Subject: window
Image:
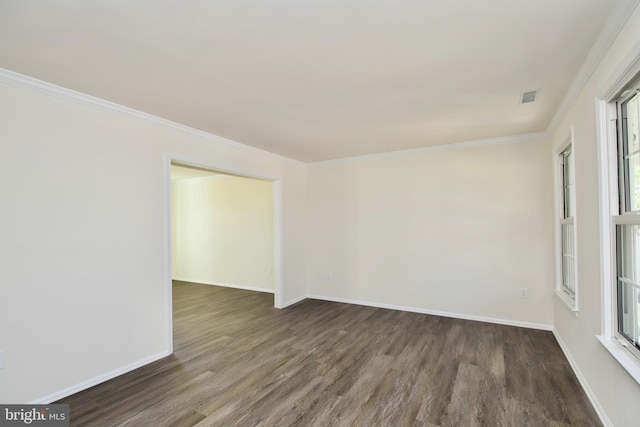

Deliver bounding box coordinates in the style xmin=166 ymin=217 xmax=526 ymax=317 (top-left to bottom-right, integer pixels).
xmin=557 ymin=141 xmax=577 ymax=309
xmin=597 ymin=53 xmax=640 ymax=384
xmin=614 ymin=83 xmax=640 ymax=358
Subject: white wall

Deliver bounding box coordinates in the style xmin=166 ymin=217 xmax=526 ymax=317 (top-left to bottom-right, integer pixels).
xmin=549 ymin=4 xmax=640 ymax=426
xmin=0 ymin=75 xmax=307 ymax=404
xmin=307 ymin=137 xmax=555 ymax=328
xmin=3 ymin=6 xmax=640 ymax=417
xmin=171 ymin=174 xmax=274 ymax=291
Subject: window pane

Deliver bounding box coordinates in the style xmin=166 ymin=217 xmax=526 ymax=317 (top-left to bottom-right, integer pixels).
xmin=617 ymin=279 xmax=640 ymax=348
xmin=626 ymin=92 xmax=639 ymax=153
xmin=627 ymin=153 xmax=640 ymax=211
xmin=561 ymin=222 xmax=575 ymax=297
xmin=562 ymin=147 xmax=574 ymax=219
xmin=616 ymin=224 xmax=640 ymax=348
xmin=623 ymin=92 xmax=640 ymax=212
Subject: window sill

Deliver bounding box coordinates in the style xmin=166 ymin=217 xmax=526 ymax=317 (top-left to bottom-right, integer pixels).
xmin=554 ymin=289 xmax=578 ymax=314
xmin=596 ymin=335 xmax=640 ymax=386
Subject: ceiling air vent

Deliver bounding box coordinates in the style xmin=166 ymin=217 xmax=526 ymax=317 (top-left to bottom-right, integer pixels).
xmin=521 ymin=90 xmax=537 ymax=103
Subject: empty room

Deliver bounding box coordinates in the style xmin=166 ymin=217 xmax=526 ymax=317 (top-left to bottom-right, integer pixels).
xmin=1 ymin=1 xmax=640 ymax=426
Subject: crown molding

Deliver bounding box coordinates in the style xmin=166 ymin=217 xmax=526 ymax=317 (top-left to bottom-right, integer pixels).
xmin=308 ymin=131 xmax=549 ymax=167
xmin=598 ymin=36 xmax=640 ymax=101
xmin=0 ymin=68 xmax=306 ymax=167
xmin=547 ymin=0 xmax=640 ymax=133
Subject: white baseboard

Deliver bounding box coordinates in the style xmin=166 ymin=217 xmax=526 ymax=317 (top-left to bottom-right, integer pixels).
xmin=31 ymin=350 xmax=171 ymax=404
xmin=552 ymin=330 xmax=611 ymax=427
xmin=172 ymin=277 xmax=274 ymax=294
xmin=281 ymin=295 xmax=306 ymax=308
xmin=306 ymin=294 xmax=553 ymax=331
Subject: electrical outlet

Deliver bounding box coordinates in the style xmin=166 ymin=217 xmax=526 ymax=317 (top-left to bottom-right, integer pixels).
xmin=0 ymin=351 xmax=4 ymax=370
xmin=520 ymin=288 xmax=529 ymax=299
xmin=326 ymin=272 xmax=332 ymax=280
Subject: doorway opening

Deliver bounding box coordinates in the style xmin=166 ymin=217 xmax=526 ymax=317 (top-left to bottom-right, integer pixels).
xmin=165 ymin=158 xmax=283 ymax=351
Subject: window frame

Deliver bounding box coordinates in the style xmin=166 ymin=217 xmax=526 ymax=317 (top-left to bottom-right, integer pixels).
xmin=555 ymin=131 xmax=578 ymax=312
xmin=597 ymin=70 xmax=640 ymax=385
xmin=613 ymin=83 xmax=640 ymax=360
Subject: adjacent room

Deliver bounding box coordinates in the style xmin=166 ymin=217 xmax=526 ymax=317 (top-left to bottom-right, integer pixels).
xmin=1 ymin=1 xmax=640 ymax=426
xmin=170 ymin=163 xmax=275 ymax=295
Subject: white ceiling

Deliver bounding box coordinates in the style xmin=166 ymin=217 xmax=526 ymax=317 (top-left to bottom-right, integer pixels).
xmin=0 ymin=0 xmax=627 ymax=162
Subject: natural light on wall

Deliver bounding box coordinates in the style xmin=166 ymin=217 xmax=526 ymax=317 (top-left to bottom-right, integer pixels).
xmin=170 ymin=167 xmax=275 ymax=293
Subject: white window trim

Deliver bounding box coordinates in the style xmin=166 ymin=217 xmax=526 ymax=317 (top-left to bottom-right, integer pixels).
xmin=554 ymin=128 xmax=579 ymax=313
xmin=596 ymin=86 xmax=640 ymax=386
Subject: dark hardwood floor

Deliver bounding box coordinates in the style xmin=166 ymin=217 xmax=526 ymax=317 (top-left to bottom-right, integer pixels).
xmin=58 ymin=281 xmax=602 ymax=426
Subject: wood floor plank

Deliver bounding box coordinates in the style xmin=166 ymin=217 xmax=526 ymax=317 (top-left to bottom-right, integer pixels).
xmin=56 ymin=281 xmax=602 ymax=426
xmin=416 ymin=321 xmax=466 ymax=425
xmin=351 ymin=367 xmax=418 ymax=426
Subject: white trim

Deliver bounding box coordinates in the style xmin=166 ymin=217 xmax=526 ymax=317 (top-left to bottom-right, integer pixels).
xmin=548 ymin=0 xmax=640 ymax=132
xmin=596 ymin=335 xmax=640 ymax=385
xmin=308 ymin=132 xmax=549 ymax=166
xmin=164 ymin=156 xmax=174 ymax=355
xmin=553 ymin=330 xmax=612 ymax=427
xmin=272 ymin=179 xmax=285 ymax=308
xmin=596 ymin=99 xmax=618 ymax=337
xmin=553 ymin=145 xmax=565 ymax=307
xmin=172 ymin=277 xmax=275 ymax=294
xmin=554 ymin=290 xmax=579 ymax=315
xmin=553 ymin=130 xmax=579 ymax=313
xmin=613 ymin=213 xmax=640 ymax=224
xmin=0 ymin=68 xmax=305 ymax=167
xmin=599 ymin=37 xmax=640 ymax=101
xmin=169 ymin=156 xmax=281 ymax=183
xmin=595 ymin=47 xmax=640 ymax=382
xmin=306 ymin=294 xmax=553 ymax=331
xmin=281 ymin=295 xmax=306 ymax=308
xmin=31 ymin=351 xmax=171 ymax=404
